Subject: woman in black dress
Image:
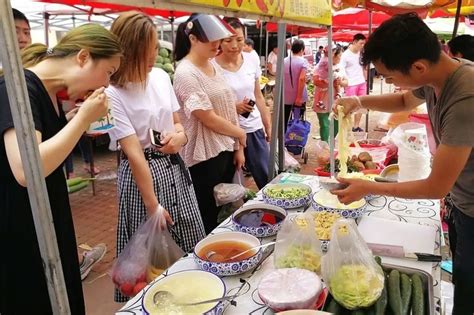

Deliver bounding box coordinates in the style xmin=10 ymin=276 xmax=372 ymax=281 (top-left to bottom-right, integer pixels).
xmin=0 ymin=24 xmax=121 ymax=314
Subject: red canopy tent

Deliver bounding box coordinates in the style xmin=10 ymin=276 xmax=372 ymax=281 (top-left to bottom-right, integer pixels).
xmin=35 ymin=0 xmax=189 ymax=18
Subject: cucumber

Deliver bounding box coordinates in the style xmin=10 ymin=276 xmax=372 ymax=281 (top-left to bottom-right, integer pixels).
xmin=327 ymin=298 xmax=344 ymax=315
xmin=388 ymin=269 xmax=403 ymax=315
xmin=352 ymin=310 xmax=365 ymax=315
xmin=374 ymin=276 xmax=388 ymax=315
xmin=67 ymin=180 xmax=88 ymax=193
xmin=411 ymin=273 xmax=425 ymax=315
xmin=67 ymin=177 xmax=85 ymax=187
xmin=400 ymin=273 xmax=412 ymax=315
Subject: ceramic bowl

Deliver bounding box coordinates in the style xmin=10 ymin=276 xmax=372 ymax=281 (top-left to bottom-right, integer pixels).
xmin=232 ymin=204 xmax=287 ymax=237
xmin=311 ymin=190 xmax=367 ymax=219
xmin=142 ymin=270 xmax=225 ymax=315
xmin=194 ymin=232 xmax=262 ymax=276
xmin=262 ymin=183 xmax=312 ymax=209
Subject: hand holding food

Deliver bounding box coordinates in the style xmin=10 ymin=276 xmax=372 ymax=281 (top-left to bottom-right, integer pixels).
xmin=332 ymin=96 xmax=363 ymax=117
xmin=77 ymin=87 xmax=108 ymax=125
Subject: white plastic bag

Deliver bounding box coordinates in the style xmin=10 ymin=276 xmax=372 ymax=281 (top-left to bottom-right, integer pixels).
xmin=213 ymin=171 xmax=246 ymax=207
xmin=110 ymin=206 xmax=184 ymax=297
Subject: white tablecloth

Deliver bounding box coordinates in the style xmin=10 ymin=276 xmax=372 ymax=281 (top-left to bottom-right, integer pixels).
xmin=117 ymin=173 xmax=442 ymax=314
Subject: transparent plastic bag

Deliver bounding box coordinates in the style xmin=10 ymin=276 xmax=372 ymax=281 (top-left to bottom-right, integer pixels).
xmin=213 ymin=171 xmax=246 ymax=207
xmin=321 ymin=219 xmax=384 ymax=310
xmin=110 ymin=206 xmax=184 ymax=297
xmin=284 ymin=149 xmax=301 ymax=172
xmin=274 ymin=213 xmax=323 ymax=275
xmin=315 ymin=140 xmax=330 ymax=167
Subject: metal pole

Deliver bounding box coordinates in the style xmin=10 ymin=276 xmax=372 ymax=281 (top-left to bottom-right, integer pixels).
xmin=452 ymin=0 xmax=463 ymax=38
xmin=43 ymin=12 xmax=50 ymax=46
xmin=72 ymin=13 xmax=76 ymax=28
xmin=327 ymin=26 xmax=336 ymax=178
xmin=169 ymin=17 xmax=175 ymax=49
xmin=265 ymin=28 xmax=269 ymax=77
xmin=365 ymin=10 xmax=373 ymax=132
xmin=0 ymin=1 xmax=70 ymax=314
xmin=268 ymin=22 xmax=287 ymax=178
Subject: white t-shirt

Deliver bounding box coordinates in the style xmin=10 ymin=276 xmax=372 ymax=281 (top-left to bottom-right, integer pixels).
xmin=214 ymin=52 xmax=263 ymax=133
xmin=340 ymin=49 xmax=365 ymax=86
xmin=267 ymin=51 xmax=278 ymax=74
xmin=249 ymin=49 xmax=261 ymax=68
xmin=106 ymin=68 xmax=179 ymax=150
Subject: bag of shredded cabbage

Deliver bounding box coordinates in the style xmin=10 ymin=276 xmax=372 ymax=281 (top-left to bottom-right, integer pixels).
xmin=321 ymin=219 xmax=384 ymax=310
xmin=274 ymin=213 xmax=323 ymax=275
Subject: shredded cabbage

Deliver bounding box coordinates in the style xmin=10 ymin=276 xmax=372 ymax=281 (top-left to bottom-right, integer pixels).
xmin=329 ymin=264 xmax=384 ymax=310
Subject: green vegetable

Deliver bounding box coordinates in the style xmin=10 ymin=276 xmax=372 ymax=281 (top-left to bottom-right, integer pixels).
xmin=374 ymin=276 xmax=387 ymax=315
xmin=159 ymin=48 xmax=169 ymax=58
xmin=67 ymin=181 xmax=88 ymax=193
xmin=163 ymin=57 xmax=171 ymax=65
xmin=163 ymin=63 xmax=174 ymax=73
xmin=374 ymin=256 xmax=382 ymax=267
xmin=155 ymin=55 xmax=164 ymax=64
xmin=154 ymin=63 xmax=164 ymax=69
xmin=327 ymin=298 xmax=344 ymax=315
xmin=67 ymin=177 xmax=84 ymax=187
xmin=400 ymin=273 xmax=412 ymax=315
xmin=329 ymin=264 xmax=384 ymax=310
xmin=275 ymin=244 xmax=321 ymax=274
xmin=351 ymin=310 xmax=365 ymax=315
xmin=265 ymin=186 xmax=310 ymax=199
xmin=388 ymin=270 xmax=402 ymax=315
xmin=411 ymin=274 xmax=424 ymax=315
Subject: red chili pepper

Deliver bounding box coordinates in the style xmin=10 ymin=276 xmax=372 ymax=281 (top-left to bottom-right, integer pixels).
xmin=256 ymin=0 xmax=268 ymax=12
xmin=268 ymin=0 xmax=274 ymax=4
xmin=236 ymin=0 xmax=243 ymax=6
xmin=223 ymin=0 xmax=231 ymax=6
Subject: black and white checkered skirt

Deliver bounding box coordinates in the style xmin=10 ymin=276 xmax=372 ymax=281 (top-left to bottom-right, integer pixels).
xmin=114 ymin=151 xmax=206 ymax=302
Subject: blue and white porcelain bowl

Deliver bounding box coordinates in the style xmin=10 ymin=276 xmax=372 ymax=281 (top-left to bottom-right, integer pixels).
xmin=194 ymin=232 xmax=262 ymax=276
xmin=311 ymin=190 xmax=367 ymax=218
xmin=142 ymin=270 xmax=225 ymax=315
xmin=262 ymin=183 xmax=312 ymax=209
xmin=232 ymin=204 xmax=287 ymax=237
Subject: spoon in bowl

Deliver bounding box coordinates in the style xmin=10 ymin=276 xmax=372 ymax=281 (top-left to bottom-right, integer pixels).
xmin=153 ymin=290 xmax=236 ymax=306
xmin=205 ymin=241 xmax=278 ymax=262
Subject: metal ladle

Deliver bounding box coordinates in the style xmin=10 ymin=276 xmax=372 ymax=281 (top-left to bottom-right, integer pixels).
xmin=153 ymin=290 xmax=236 ymax=306
xmin=205 ymin=241 xmax=278 ymax=262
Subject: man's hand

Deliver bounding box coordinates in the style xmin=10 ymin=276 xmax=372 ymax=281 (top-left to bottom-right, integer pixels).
xmin=331 ymin=177 xmax=374 ymax=204
xmin=332 ymin=96 xmax=362 ymax=117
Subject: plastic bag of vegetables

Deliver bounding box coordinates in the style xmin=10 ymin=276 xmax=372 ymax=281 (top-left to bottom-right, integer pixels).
xmin=274 ymin=213 xmax=323 ymax=275
xmin=322 ymin=219 xmax=384 ymax=310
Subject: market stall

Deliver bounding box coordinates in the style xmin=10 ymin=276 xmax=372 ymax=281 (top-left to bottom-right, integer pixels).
xmin=118 ymin=173 xmax=442 ymax=314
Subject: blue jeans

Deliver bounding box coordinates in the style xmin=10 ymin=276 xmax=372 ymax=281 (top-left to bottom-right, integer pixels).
xmin=448 ymin=204 xmax=474 ymax=315
xmin=64 ymin=136 xmax=93 ymax=174
xmin=244 ymin=129 xmax=269 ymax=190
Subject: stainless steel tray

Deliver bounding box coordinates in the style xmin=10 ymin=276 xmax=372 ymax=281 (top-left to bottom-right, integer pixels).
xmin=383 ymin=263 xmax=435 ymax=315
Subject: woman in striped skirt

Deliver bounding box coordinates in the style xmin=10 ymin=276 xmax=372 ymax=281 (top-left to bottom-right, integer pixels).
xmin=107 ymin=12 xmax=206 ymax=302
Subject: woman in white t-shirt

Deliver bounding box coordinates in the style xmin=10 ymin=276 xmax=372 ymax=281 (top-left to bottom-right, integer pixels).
xmin=106 ymin=12 xmax=205 ymax=302
xmin=214 ymin=18 xmax=272 ymax=189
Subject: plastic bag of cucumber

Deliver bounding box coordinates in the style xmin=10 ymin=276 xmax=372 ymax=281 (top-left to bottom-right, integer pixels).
xmin=322 ymin=219 xmax=425 ymax=315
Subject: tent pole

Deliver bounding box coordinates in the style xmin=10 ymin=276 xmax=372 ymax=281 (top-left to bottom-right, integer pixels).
xmin=268 ymin=22 xmax=287 ymax=178
xmin=365 ymin=9 xmax=373 ymax=133
xmin=328 ymin=26 xmax=336 ymax=178
xmin=0 ymin=1 xmax=70 ymax=314
xmin=44 ymin=12 xmax=50 ymax=46
xmin=169 ymin=17 xmax=175 ymax=49
xmin=452 ymin=0 xmax=463 ymax=38
xmin=265 ymin=27 xmax=269 ymax=77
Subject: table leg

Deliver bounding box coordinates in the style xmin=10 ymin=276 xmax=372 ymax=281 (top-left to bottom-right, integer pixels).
xmin=88 ymin=136 xmax=96 ymax=196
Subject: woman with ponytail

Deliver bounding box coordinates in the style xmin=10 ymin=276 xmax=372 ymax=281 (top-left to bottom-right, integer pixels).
xmin=0 ymin=23 xmax=121 ymax=314
xmin=173 ymin=14 xmax=247 ymax=233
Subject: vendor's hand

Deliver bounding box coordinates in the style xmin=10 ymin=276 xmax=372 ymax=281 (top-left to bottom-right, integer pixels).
xmin=332 ymin=96 xmax=362 ymax=117
xmin=234 ymin=148 xmax=245 ymax=170
xmin=330 ymin=177 xmax=374 ymax=204
xmin=157 ymin=132 xmax=186 ymax=154
xmin=76 ymin=87 xmax=108 ymax=125
xmin=236 ymin=98 xmax=254 ymax=115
